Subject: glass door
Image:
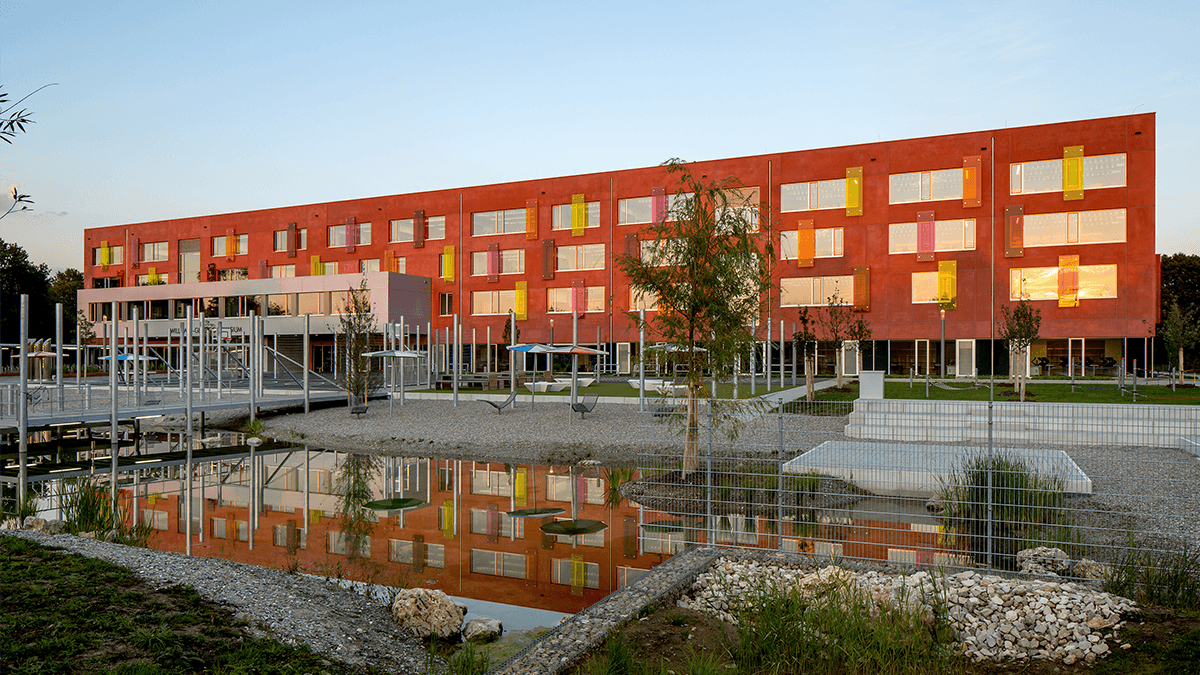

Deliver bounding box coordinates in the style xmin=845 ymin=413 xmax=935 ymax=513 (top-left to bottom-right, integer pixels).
xmin=842 ymin=341 xmax=859 ymax=377
xmin=915 ymin=339 xmax=930 ymax=376
xmin=956 ymin=340 xmax=975 ymax=378
xmin=1069 ymin=338 xmax=1085 ymax=377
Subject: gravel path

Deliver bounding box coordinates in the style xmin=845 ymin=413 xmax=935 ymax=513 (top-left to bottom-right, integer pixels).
xmin=256 ymin=399 xmax=849 ymax=467
xmin=2 ymin=529 xmax=429 ymax=675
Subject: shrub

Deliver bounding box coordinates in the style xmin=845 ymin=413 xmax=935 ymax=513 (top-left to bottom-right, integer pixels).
xmin=1104 ymin=542 xmax=1200 ymax=610
xmin=937 ymin=452 xmax=1070 ymax=570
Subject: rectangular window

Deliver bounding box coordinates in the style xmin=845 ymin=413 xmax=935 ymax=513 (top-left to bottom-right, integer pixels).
xmin=779 ymin=275 xmax=854 ymax=307
xmin=552 ymin=201 xmax=600 ymax=230
xmin=780 ymin=179 xmax=846 ymax=212
xmin=327 ymin=531 xmax=371 ymax=558
xmin=911 ymin=271 xmax=940 ymax=304
xmin=470 ymin=509 xmax=525 ymax=538
xmin=470 ymin=549 xmax=526 ymax=579
xmin=472 ymin=209 xmax=526 ymax=237
xmin=548 ymin=286 xmax=605 ymax=313
xmin=545 ymin=474 xmax=605 ymax=503
xmin=360 ymin=259 xmax=380 ymax=273
xmin=211 ymin=234 xmax=248 ymax=257
xmin=618 ymin=566 xmax=651 ymax=588
xmin=141 ymin=241 xmax=169 ymax=262
xmin=217 ymin=268 xmax=249 ymax=281
xmin=272 ymin=525 xmax=307 ymax=549
xmin=471 ymin=290 xmax=517 ymax=316
xmin=390 ymin=218 xmax=413 ymax=243
xmin=1010 ymin=153 xmax=1126 ymax=195
xmin=438 ymin=293 xmax=453 ymax=316
xmin=618 ymin=196 xmax=653 ymax=225
xmin=391 ymin=216 xmax=444 ymax=242
xmin=389 ymin=539 xmax=413 ymax=564
xmin=1009 ymin=265 xmax=1118 ymax=301
xmin=888 ymin=219 xmax=976 ymax=254
xmin=888 ymin=168 xmax=965 ymax=204
xmin=1021 ymin=209 xmax=1126 ymax=247
xmin=93 ymin=245 xmax=124 ymax=266
xmin=271 ymin=265 xmax=295 ymax=278
xmin=556 ymin=244 xmax=605 ymax=272
xmin=643 ymin=530 xmax=687 ymax=554
xmin=327 ymin=223 xmax=370 ymax=248
xmin=780 ymin=228 xmax=843 ymax=260
xmin=322 ymin=261 xmax=338 ymax=275
xmin=552 ymin=558 xmax=601 ymax=588
xmin=629 ymin=287 xmax=657 ymax=312
xmin=275 ymin=229 xmax=306 ymax=252
xmin=471 ymin=249 xmax=525 ymax=276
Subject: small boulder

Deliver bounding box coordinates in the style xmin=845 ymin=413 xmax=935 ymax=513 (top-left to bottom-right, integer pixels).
xmin=1018 ymin=547 xmax=1070 ymax=575
xmin=1072 ymin=559 xmax=1112 ymax=581
xmin=22 ymin=516 xmax=47 ymax=532
xmin=463 ymin=617 xmax=503 ymax=643
xmin=391 ymin=588 xmax=464 ymax=639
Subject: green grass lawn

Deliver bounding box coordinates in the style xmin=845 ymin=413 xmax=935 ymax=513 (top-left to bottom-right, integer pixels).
xmin=813 ymin=380 xmax=1200 ymax=405
xmin=0 ymin=535 xmax=388 ymax=675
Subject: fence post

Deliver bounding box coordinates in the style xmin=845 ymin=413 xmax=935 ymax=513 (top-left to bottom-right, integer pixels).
xmin=778 ymin=401 xmax=784 ymax=551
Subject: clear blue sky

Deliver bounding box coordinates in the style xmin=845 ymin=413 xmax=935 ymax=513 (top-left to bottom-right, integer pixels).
xmin=2 ymin=0 xmax=1197 ymax=271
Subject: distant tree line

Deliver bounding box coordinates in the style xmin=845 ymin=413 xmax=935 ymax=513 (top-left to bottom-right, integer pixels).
xmin=0 ymin=238 xmax=83 ymax=343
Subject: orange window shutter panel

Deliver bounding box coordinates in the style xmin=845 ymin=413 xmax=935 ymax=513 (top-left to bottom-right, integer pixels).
xmin=526 ymin=199 xmax=538 ymax=240
xmin=1059 ymin=254 xmax=1080 ymax=307
xmin=797 ymin=220 xmax=815 ymax=267
xmin=571 ymin=194 xmax=586 ymax=236
xmin=963 ymin=155 xmax=982 ymax=208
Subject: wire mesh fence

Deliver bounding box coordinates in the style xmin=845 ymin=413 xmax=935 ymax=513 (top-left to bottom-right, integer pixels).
xmin=630 ymin=397 xmax=1200 ymax=578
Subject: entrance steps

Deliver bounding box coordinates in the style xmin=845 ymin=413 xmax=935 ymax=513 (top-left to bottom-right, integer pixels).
xmin=845 ymin=399 xmax=1200 ymax=448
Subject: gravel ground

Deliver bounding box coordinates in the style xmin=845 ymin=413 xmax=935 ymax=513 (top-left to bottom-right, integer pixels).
xmin=1 ymin=529 xmax=429 ymax=675
xmin=254 ymin=399 xmax=849 ymax=467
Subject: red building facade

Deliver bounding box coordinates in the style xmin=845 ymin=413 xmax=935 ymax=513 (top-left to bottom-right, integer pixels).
xmin=81 ymin=113 xmax=1157 ymax=377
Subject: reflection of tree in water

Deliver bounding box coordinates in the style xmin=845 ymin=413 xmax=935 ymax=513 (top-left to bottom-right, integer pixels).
xmin=336 ymin=452 xmax=383 ymax=563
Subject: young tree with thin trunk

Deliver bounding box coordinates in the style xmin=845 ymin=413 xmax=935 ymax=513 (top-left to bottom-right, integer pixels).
xmin=999 ymin=299 xmax=1042 ymax=402
xmin=1161 ymin=302 xmax=1199 ymax=383
xmin=846 ymin=314 xmax=873 ymax=376
xmin=793 ymin=308 xmax=818 ymax=401
xmin=820 ymin=293 xmax=854 ymax=389
xmin=337 ymin=278 xmax=381 ymax=406
xmin=616 ymin=159 xmax=774 ymax=478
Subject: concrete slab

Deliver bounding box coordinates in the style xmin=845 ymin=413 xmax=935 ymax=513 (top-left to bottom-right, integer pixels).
xmin=783 ymin=440 xmax=1092 ymax=498
xmin=1182 ymin=436 xmax=1200 ymax=458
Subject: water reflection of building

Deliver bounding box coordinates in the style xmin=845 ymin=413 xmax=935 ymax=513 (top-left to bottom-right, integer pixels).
xmin=115 ymin=447 xmax=964 ymax=614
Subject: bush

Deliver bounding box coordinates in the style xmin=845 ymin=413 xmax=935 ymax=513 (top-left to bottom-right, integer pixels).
xmin=937 ymin=452 xmax=1070 ymax=570
xmin=1104 ymin=542 xmax=1200 ymax=610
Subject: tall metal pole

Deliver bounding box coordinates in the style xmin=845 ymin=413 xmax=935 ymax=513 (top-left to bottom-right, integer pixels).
xmin=638 ymin=308 xmax=645 ymax=413
xmin=750 ymin=318 xmax=757 ymax=396
xmin=133 ymin=307 xmax=141 ymax=407
xmin=987 ymin=136 xmax=996 ymax=568
xmin=509 ymin=311 xmax=516 ymax=395
xmin=216 ymin=320 xmax=223 ymax=400
xmin=55 ymin=303 xmax=63 ymax=410
xmin=571 ymin=310 xmax=579 ymax=408
xmin=17 ymin=296 xmax=29 ymax=505
xmin=940 ymin=309 xmax=946 ymax=379
xmin=303 ymin=313 xmax=310 ymax=413
xmin=452 ymin=314 xmax=459 ymax=407
xmin=109 ymin=300 xmax=118 ymax=537
xmin=248 ymin=311 xmax=257 ymax=423
xmin=185 ymin=305 xmax=194 ymax=555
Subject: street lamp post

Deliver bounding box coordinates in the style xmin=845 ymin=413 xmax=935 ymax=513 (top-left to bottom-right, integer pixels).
xmin=940 ymin=308 xmax=946 ymax=379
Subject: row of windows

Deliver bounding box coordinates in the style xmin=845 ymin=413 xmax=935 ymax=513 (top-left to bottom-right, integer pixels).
xmin=96 ymin=204 xmax=1129 ymax=283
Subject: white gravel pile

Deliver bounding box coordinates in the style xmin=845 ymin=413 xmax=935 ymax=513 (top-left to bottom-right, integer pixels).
xmin=676 ymin=558 xmax=1137 ymax=665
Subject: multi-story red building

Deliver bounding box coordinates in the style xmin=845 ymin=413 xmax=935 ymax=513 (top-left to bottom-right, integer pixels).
xmin=79 ymin=113 xmax=1157 ymax=377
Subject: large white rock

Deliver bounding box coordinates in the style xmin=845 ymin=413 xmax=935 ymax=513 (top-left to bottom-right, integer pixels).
xmin=22 ymin=516 xmax=47 ymax=532
xmin=390 ymin=588 xmax=464 ymax=639
xmin=1018 ymin=547 xmax=1071 ymax=575
xmin=463 ymin=617 xmax=503 ymax=643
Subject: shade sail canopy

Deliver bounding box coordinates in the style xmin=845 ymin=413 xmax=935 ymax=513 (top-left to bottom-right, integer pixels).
xmin=548 ymin=344 xmax=607 ymax=355
xmin=99 ymin=354 xmax=159 ymax=362
xmin=363 ymin=497 xmax=425 ymax=510
xmin=360 ymin=349 xmax=425 ymax=358
xmin=539 ymin=519 xmax=609 ymax=536
xmin=645 ymin=344 xmax=708 ymax=353
xmin=506 ymin=507 xmax=566 ymax=519
xmin=506 ymin=343 xmax=555 ymax=353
